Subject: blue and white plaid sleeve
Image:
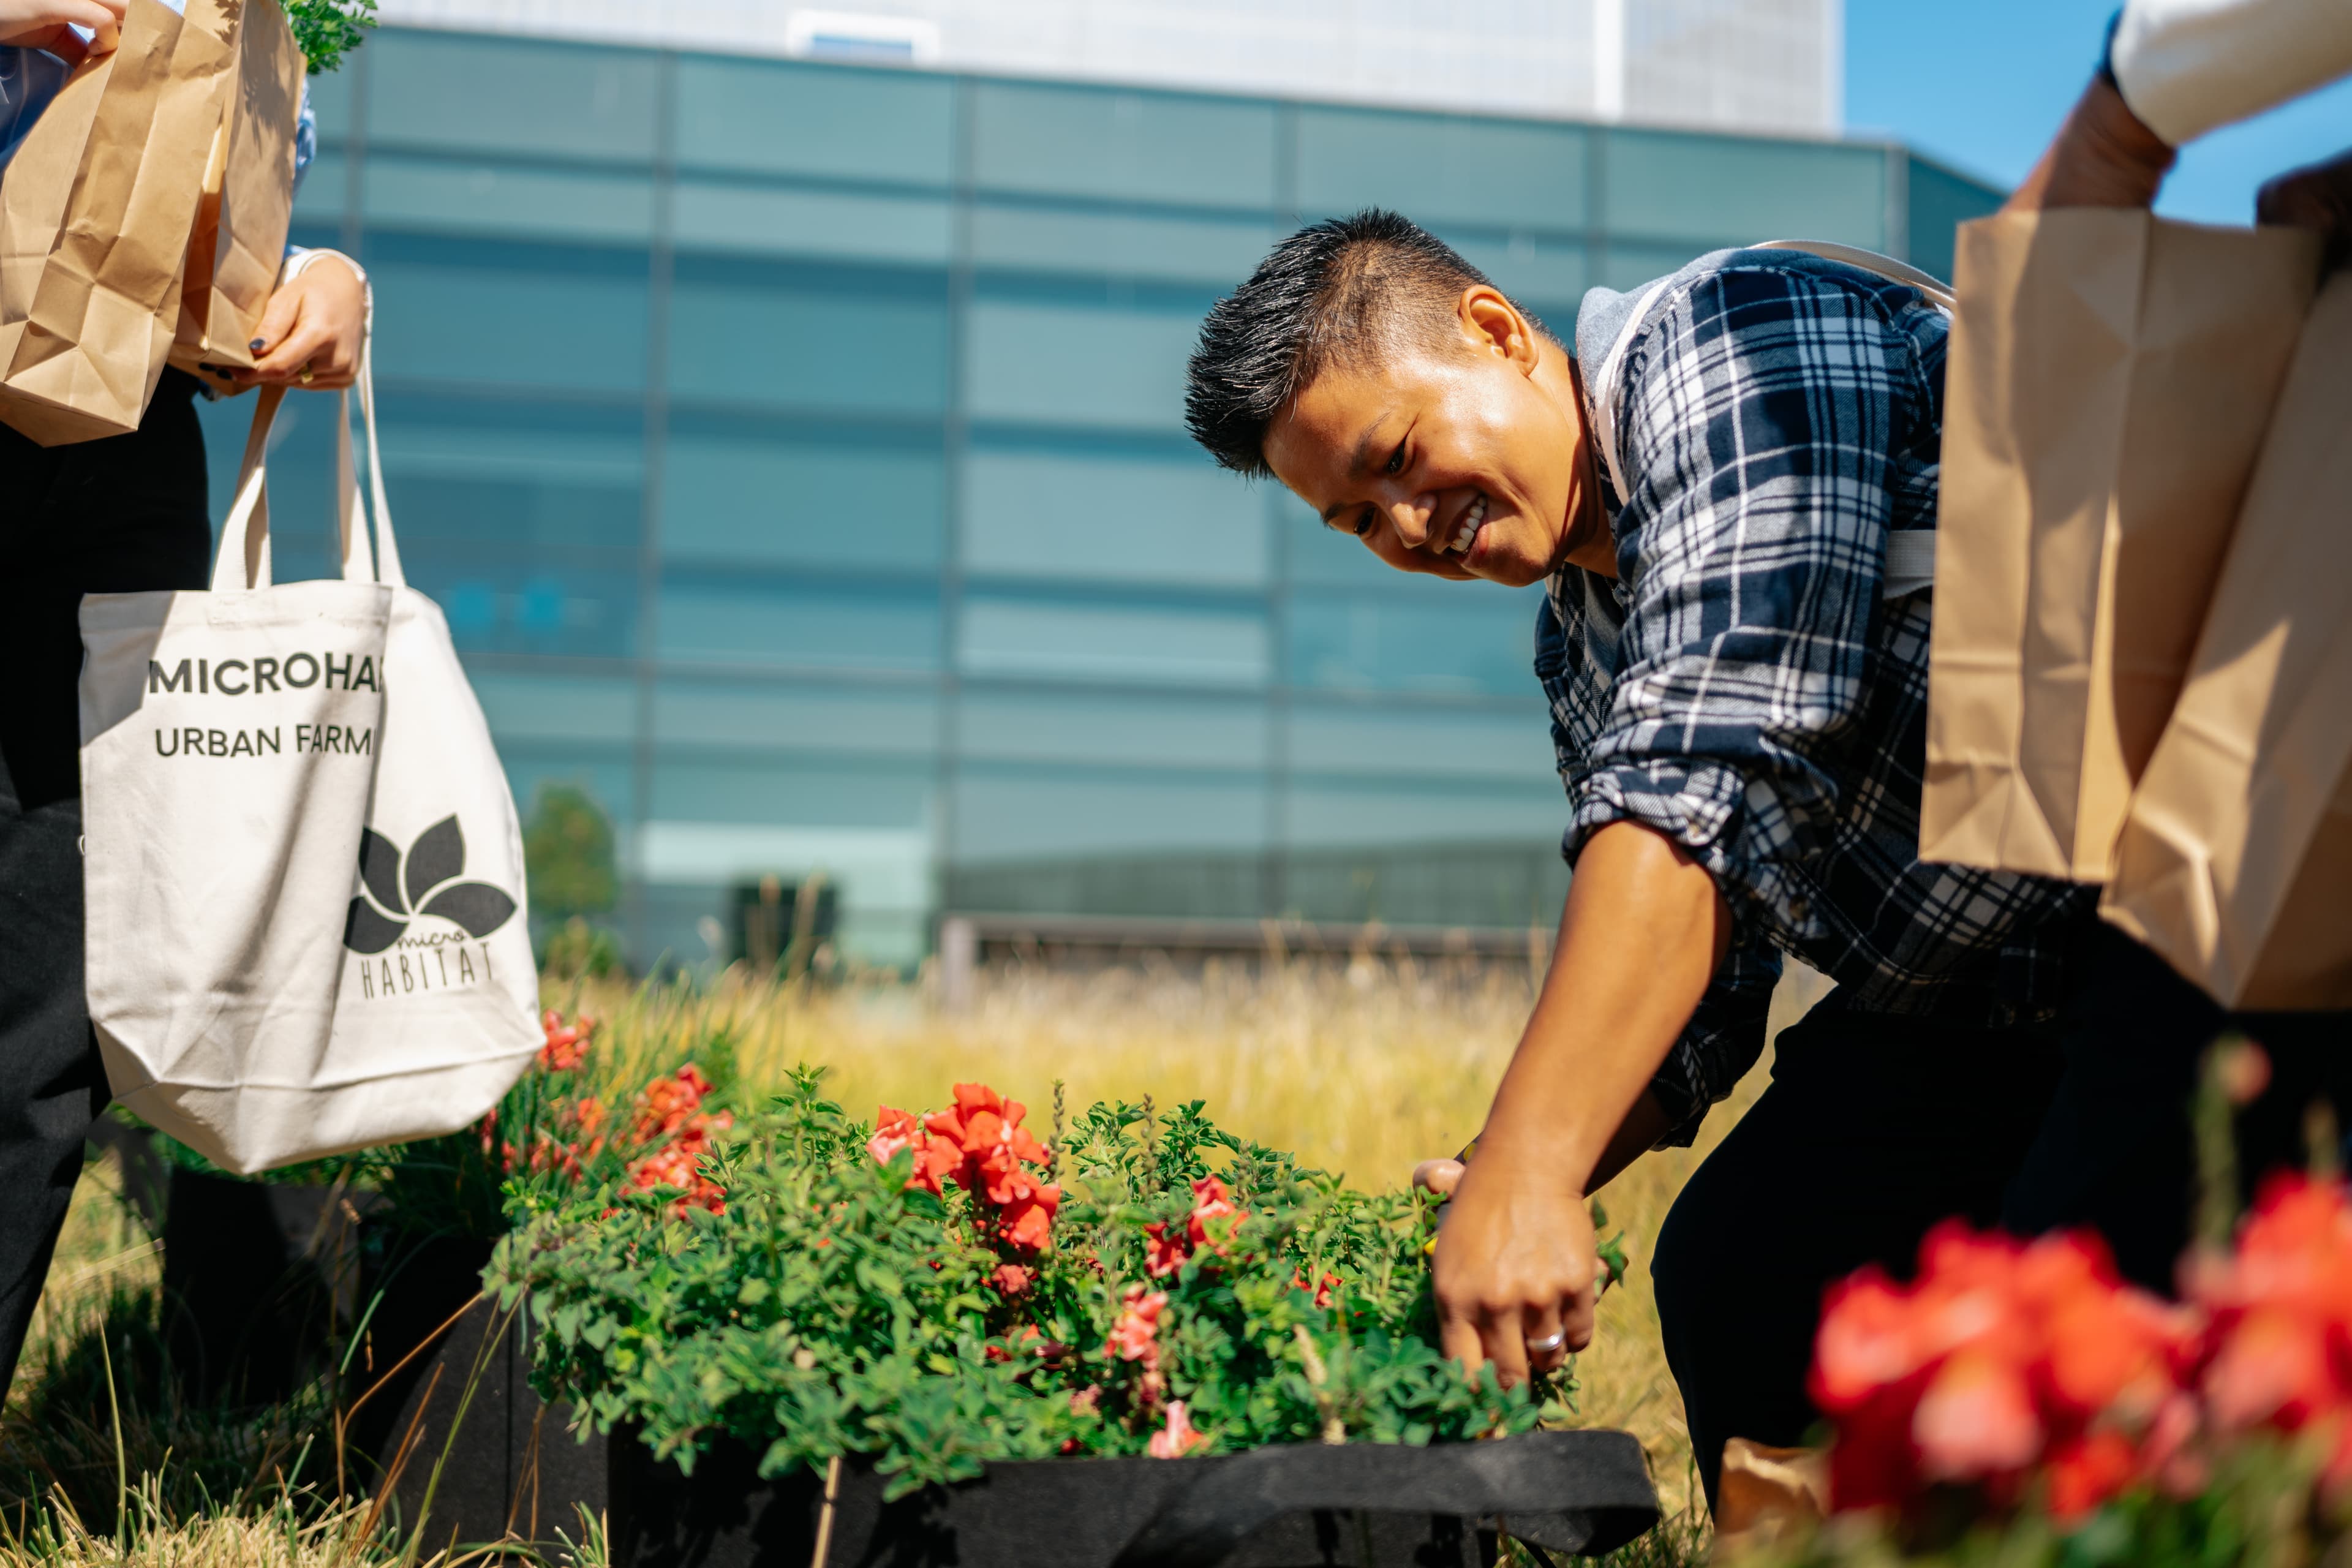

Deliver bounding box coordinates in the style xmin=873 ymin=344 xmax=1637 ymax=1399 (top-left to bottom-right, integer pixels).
xmin=1650 ymin=937 xmax=1780 ymax=1147
xmin=1568 ymin=263 xmax=1934 ymax=935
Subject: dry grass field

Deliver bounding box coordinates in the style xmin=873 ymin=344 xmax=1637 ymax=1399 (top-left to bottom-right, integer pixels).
xmin=6 ymin=953 xmax=1820 ymax=1562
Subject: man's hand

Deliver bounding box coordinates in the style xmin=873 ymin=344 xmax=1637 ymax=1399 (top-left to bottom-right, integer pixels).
xmin=2258 ymin=149 xmax=2352 ymax=274
xmin=0 ymin=0 xmax=123 ymax=53
xmin=2006 ymin=77 xmax=2177 ymax=213
xmin=1431 ymin=821 xmax=1728 ymax=1387
xmin=233 ymin=254 xmax=366 ymax=391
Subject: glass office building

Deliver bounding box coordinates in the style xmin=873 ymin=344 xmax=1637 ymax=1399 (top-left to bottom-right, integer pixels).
xmin=210 ymin=24 xmax=2001 ymax=970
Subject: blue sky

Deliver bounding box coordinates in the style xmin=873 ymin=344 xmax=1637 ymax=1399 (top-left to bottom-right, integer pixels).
xmin=1845 ymin=0 xmax=2351 ymax=224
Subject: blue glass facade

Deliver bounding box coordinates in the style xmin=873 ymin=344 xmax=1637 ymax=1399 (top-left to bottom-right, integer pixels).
xmin=205 ymin=28 xmax=2002 ymax=968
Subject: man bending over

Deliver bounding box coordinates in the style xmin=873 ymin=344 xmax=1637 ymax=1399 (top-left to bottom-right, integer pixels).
xmin=1183 ymin=211 xmax=2087 ymax=1504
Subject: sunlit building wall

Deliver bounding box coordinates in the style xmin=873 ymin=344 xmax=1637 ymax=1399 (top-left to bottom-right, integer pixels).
xmin=206 ymin=23 xmax=1999 ymax=969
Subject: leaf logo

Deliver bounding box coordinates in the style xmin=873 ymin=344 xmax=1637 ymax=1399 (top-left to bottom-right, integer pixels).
xmin=343 ymin=814 xmax=518 ymax=954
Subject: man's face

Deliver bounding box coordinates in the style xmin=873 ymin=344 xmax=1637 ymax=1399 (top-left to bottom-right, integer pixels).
xmin=1261 ymin=288 xmax=1593 ymax=589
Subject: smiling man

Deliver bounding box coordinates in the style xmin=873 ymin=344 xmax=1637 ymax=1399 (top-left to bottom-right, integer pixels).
xmin=1185 ymin=210 xmax=2089 ymax=1503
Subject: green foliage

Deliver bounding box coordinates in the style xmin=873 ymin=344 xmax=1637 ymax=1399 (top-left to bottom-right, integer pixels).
xmin=492 ymin=1071 xmax=1613 ymax=1497
xmin=283 ymin=0 xmax=377 ymax=73
xmin=524 ymin=785 xmax=619 ymax=927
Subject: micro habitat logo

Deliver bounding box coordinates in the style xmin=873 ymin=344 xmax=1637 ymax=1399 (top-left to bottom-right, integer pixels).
xmin=342 ymin=815 xmax=518 ymax=1001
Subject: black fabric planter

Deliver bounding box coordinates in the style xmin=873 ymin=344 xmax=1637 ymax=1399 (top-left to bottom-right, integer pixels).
xmin=346 ymin=1231 xmax=608 ymax=1549
xmin=155 ymin=1167 xmax=368 ymax=1406
xmin=611 ymin=1428 xmax=1659 ymax=1568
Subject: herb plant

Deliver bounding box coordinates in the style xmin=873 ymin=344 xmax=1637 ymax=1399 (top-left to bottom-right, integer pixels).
xmin=491 ymin=1069 xmax=1626 ymax=1496
xmin=285 ymin=0 xmax=376 ymax=73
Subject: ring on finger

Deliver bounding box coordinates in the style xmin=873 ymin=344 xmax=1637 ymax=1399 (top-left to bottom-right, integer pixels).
xmin=299 ymin=363 xmax=314 ymax=384
xmin=1525 ymin=1329 xmax=1566 ymax=1356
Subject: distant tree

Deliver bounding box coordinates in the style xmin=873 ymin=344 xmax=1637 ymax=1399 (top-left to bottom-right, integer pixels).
xmin=523 ymin=782 xmax=617 ymax=924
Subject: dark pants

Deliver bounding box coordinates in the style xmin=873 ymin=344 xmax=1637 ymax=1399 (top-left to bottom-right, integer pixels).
xmin=1651 ymin=997 xmax=2065 ymax=1510
xmin=0 ymin=371 xmax=211 ymax=1398
xmin=1654 ymin=924 xmax=2352 ymax=1510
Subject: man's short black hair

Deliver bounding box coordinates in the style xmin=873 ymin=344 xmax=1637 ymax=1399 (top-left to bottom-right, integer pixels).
xmin=1185 ymin=209 xmax=1518 ymax=478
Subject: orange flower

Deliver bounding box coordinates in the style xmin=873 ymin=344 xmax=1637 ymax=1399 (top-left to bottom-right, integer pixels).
xmin=1148 ymin=1400 xmax=1209 ymax=1458
xmin=633 ymin=1065 xmax=715 ymax=1143
xmin=990 ymin=1262 xmax=1035 ymax=1296
xmin=869 ymin=1105 xmax=943 ymax=1194
xmin=1000 ymin=1184 xmax=1060 ymax=1252
xmin=2046 ymin=1430 xmax=2139 ymax=1521
xmin=1913 ymin=1347 xmax=2042 ymax=1481
xmin=1186 ymin=1175 xmax=1243 ymax=1253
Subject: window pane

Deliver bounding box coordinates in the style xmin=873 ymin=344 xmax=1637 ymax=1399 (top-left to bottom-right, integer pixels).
xmin=375 ymin=397 xmax=644 ymax=553
xmin=668 ymin=262 xmax=949 ymax=415
xmin=367 ymin=32 xmax=657 ymax=162
xmin=293 ymin=149 xmax=348 ymax=227
xmin=962 ymin=448 xmax=1264 ymax=588
xmin=306 ymin=62 xmax=353 ymax=140
xmin=502 ymin=752 xmax=638 ymax=837
xmin=965 ymin=299 xmax=1198 ymax=431
xmin=972 ymin=83 xmax=1276 ymax=208
xmin=471 ymin=673 xmax=637 ymax=744
xmin=1905 ymin=156 xmax=2000 ymax=287
xmin=1600 ymin=240 xmax=1713 ymax=292
xmin=958 ymin=692 xmax=1267 ymax=770
xmin=656 ymin=582 xmax=941 ymax=672
xmin=1444 ymin=231 xmax=1587 ymax=321
xmin=960 ymin=598 xmax=1268 ymax=687
xmin=652 ymin=680 xmax=939 ymax=758
xmin=1280 ymin=496 xmax=1409 ymax=590
xmin=970 ymin=206 xmax=1273 ymax=287
xmin=363 ymin=156 xmax=655 ymax=246
xmin=413 ymin=557 xmax=641 ymax=658
xmin=1288 ymin=586 xmax=1541 ymax=697
xmin=369 ymin=241 xmax=648 ymax=394
xmin=1287 ymin=704 xmax=1553 ymax=783
xmin=1281 ymin=779 xmax=1566 ymax=850
xmin=1298 ymin=108 xmax=1588 ymax=230
xmin=674 ymin=58 xmax=953 ymax=185
xmin=198 ymin=390 xmax=337 ymax=578
xmin=650 ymin=756 xmax=934 ymax=827
xmin=673 ymin=183 xmax=951 ymax=266
xmin=662 ymin=431 xmax=943 ymax=571
xmin=1604 ymin=132 xmax=1885 ymax=248
xmin=1275 ymin=837 xmax=1569 ymax=928
xmin=955 ymin=767 xmax=1268 ymax=861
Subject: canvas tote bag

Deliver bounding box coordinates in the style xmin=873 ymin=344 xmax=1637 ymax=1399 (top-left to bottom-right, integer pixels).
xmin=2100 ymin=270 xmax=2352 ymax=1008
xmin=167 ymin=0 xmax=303 ymax=381
xmin=82 ymin=334 xmax=540 ymax=1172
xmin=1920 ymin=209 xmax=2323 ymax=882
xmin=0 ymin=0 xmax=237 ymax=444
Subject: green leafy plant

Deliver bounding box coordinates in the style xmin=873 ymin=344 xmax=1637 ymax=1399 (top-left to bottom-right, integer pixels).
xmin=284 ymin=0 xmax=376 ymax=74
xmin=491 ymin=1069 xmax=1626 ymax=1498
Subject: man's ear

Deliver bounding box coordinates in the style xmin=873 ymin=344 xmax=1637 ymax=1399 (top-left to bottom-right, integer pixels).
xmin=1458 ymin=287 xmax=1540 ymax=374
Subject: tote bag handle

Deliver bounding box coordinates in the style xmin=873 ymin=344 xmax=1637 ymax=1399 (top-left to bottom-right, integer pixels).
xmin=207 ymin=324 xmax=402 ymax=592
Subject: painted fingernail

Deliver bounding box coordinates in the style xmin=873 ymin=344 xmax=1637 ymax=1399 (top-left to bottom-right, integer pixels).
xmin=249 ymin=338 xmax=266 ymax=352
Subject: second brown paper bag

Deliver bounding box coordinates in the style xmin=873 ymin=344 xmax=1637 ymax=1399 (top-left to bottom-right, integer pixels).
xmin=169 ymin=0 xmax=304 ymax=382
xmin=2101 ymin=273 xmax=2352 ymax=1009
xmin=1921 ymin=209 xmax=2320 ymax=882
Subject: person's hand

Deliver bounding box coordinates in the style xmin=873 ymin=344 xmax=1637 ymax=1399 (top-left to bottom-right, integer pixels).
xmin=233 ymin=254 xmax=366 ymax=391
xmin=2005 ymin=77 xmax=2177 ymax=213
xmin=1431 ymin=1139 xmax=1599 ymax=1389
xmin=2258 ymin=149 xmax=2352 ymax=274
xmin=1412 ymin=1157 xmax=1464 ymax=1197
xmin=0 ymin=0 xmax=123 ymax=54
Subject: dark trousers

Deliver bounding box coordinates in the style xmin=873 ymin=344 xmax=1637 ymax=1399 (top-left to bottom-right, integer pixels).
xmin=0 ymin=372 xmax=211 ymax=1397
xmin=1654 ymin=923 xmax=2352 ymax=1511
xmin=1651 ymin=997 xmax=2065 ymax=1511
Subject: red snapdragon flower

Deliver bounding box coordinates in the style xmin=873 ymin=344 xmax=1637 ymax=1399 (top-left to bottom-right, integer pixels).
xmin=632 ymin=1065 xmax=715 ymax=1144
xmin=869 ymin=1105 xmax=944 ymax=1194
xmin=1148 ymin=1400 xmax=1209 ymax=1458
xmin=1186 ymin=1175 xmax=1243 ymax=1253
xmin=1107 ymin=1286 xmax=1168 ymax=1365
xmin=538 ymin=1011 xmax=593 ymax=1071
xmin=1145 ymin=1222 xmax=1188 ymax=1278
xmin=2192 ymin=1174 xmax=2352 ymax=1456
xmin=1811 ymin=1222 xmax=2195 ymax=1515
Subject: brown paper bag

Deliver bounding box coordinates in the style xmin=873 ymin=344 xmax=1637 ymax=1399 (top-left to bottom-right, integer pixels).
xmin=168 ymin=0 xmax=303 ymax=382
xmin=0 ymin=0 xmax=237 ymax=445
xmin=1921 ymin=209 xmax=2323 ymax=881
xmin=2101 ymin=273 xmax=2352 ymax=1009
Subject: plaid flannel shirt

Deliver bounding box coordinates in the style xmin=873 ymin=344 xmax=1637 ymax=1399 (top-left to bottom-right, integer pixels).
xmin=1547 ymin=248 xmax=2092 ymax=1145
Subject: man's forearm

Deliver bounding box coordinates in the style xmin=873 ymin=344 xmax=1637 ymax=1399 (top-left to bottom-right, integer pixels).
xmin=1477 ymin=820 xmax=1730 ymax=1195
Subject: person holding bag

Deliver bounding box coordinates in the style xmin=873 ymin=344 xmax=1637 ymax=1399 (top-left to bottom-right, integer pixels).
xmin=0 ymin=0 xmax=364 ymax=1398
xmin=1957 ymin=2 xmax=2352 ymax=1294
